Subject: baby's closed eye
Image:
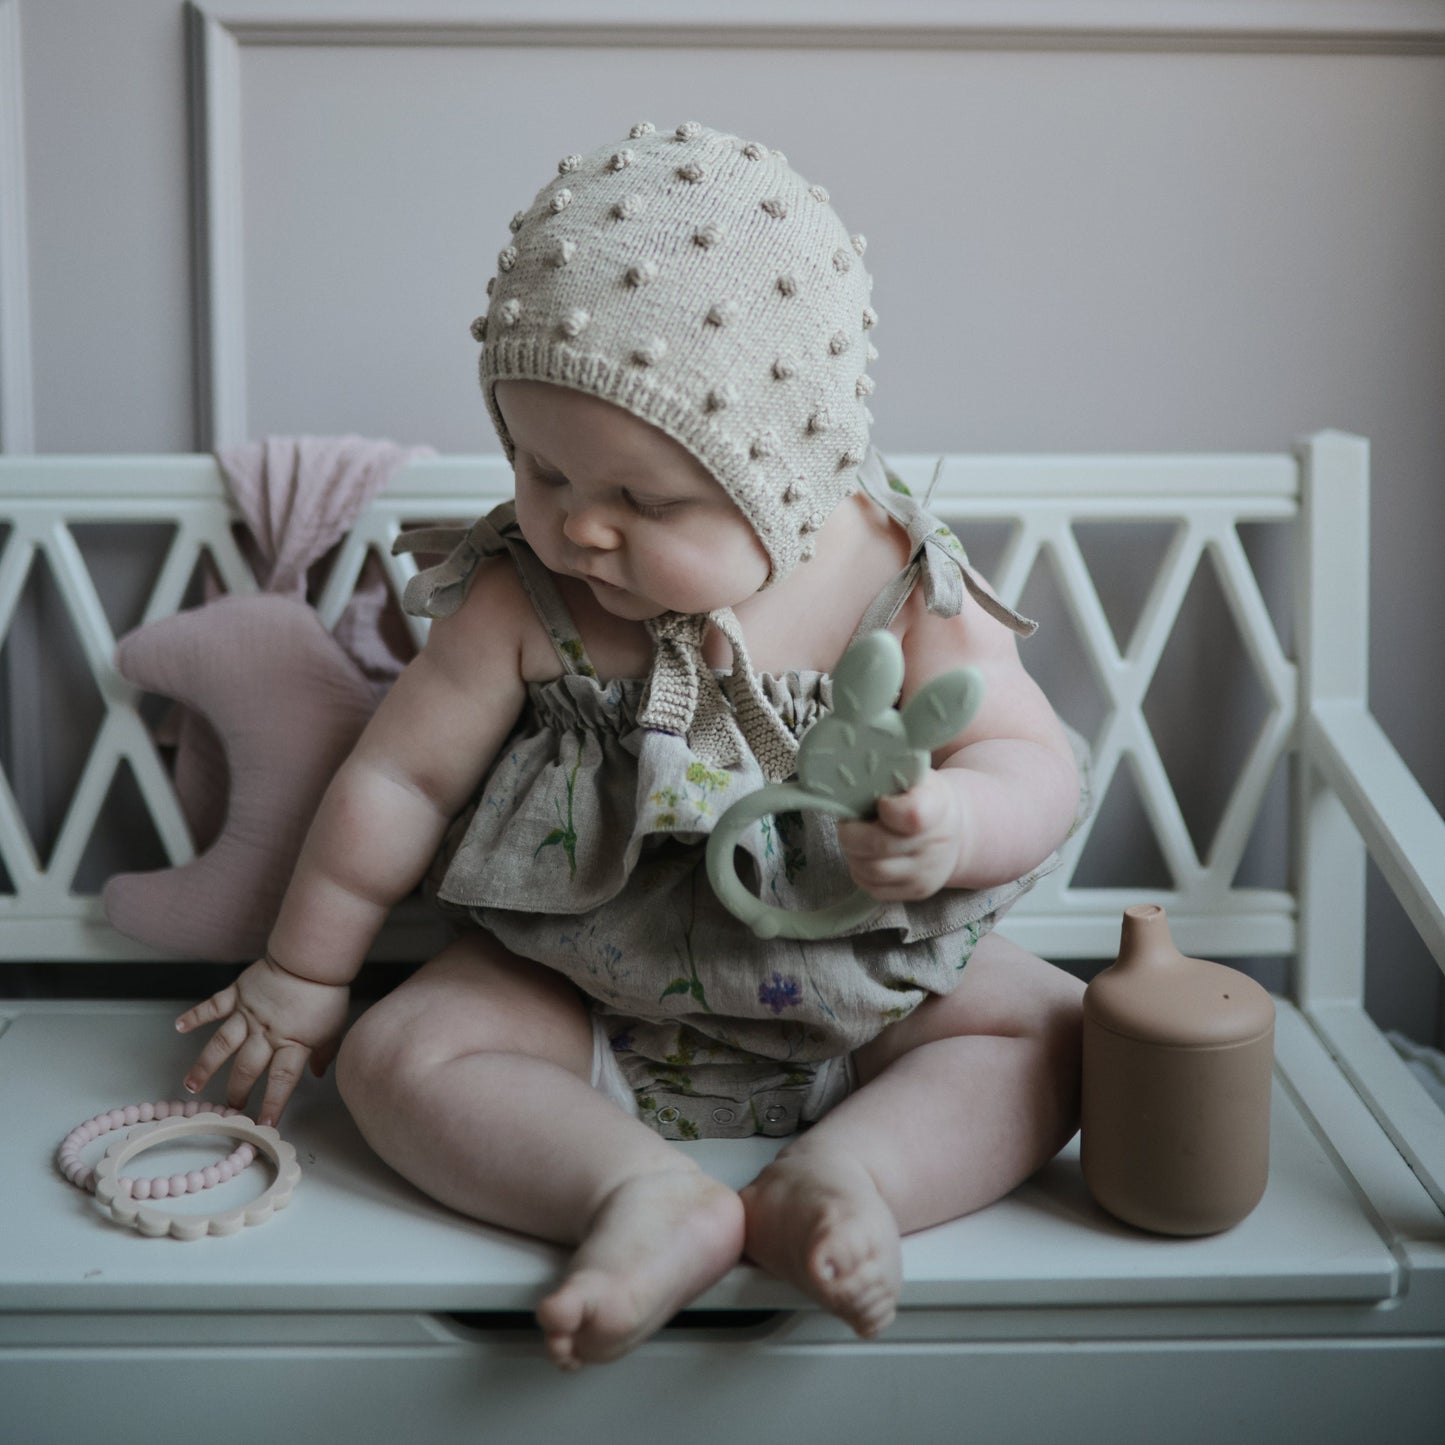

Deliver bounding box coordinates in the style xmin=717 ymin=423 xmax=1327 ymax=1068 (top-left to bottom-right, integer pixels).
xmin=623 ymin=491 xmax=682 ymax=519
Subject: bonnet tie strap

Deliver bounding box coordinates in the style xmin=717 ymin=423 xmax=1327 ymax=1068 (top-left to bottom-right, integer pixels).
xmin=709 ymin=608 xmax=801 ymax=783
xmin=641 ymin=608 xmax=800 ymax=783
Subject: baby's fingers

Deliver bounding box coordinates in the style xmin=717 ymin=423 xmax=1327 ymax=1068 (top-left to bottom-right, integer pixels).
xmin=174 ymin=985 xmax=238 ymax=1036
xmin=181 ymin=1009 xmax=249 ymax=1096
xmin=222 ymin=1029 xmax=278 ymax=1113
xmin=875 ymin=786 xmax=948 ymax=837
xmin=310 ymin=1035 xmax=341 ymax=1079
xmin=847 ymin=850 xmax=950 ymax=903
xmin=836 ymin=816 xmax=926 ymax=862
xmin=257 ymin=1043 xmax=311 ymax=1128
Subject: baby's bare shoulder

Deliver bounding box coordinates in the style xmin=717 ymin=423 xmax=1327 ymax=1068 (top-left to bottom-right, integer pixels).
xmin=897 ymin=574 xmax=1072 ymax=757
xmin=354 ymin=556 xmax=536 ymax=808
xmin=422 ymin=551 xmax=560 ymax=685
xmin=898 ymin=571 xmax=1017 ymax=664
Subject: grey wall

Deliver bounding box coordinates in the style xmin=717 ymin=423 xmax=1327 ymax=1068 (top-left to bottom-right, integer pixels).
xmin=5 ymin=0 xmax=1444 ymax=1040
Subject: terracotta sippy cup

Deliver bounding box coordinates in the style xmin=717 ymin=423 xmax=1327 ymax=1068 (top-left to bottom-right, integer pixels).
xmin=1081 ymin=904 xmax=1275 ymax=1236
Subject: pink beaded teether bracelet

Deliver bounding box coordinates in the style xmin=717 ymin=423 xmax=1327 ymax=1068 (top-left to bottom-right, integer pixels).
xmin=58 ymin=1099 xmax=256 ymax=1199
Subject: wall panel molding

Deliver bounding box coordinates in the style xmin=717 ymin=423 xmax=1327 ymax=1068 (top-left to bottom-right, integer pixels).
xmin=197 ymin=1 xmax=1445 ymax=53
xmin=0 ymin=0 xmax=34 ymax=456
xmin=188 ymin=4 xmax=247 ymax=451
xmin=187 ymin=0 xmax=1445 ymax=446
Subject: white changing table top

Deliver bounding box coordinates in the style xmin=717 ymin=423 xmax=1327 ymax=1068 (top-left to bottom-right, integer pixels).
xmin=0 ymin=999 xmax=1408 ymax=1315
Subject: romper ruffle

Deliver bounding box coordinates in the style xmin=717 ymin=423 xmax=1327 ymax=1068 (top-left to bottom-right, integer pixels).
xmin=394 ymin=452 xmax=1090 ymax=1139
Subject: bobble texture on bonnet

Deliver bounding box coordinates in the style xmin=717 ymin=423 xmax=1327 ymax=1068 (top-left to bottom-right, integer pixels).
xmin=475 ymin=121 xmax=877 ymax=582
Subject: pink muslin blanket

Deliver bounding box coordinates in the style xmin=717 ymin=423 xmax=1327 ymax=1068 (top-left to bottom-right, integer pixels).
xmin=219 ymin=434 xmax=433 ymax=685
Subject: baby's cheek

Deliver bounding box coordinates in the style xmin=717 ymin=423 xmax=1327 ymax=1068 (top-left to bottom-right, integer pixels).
xmin=660 ymin=537 xmax=767 ymax=610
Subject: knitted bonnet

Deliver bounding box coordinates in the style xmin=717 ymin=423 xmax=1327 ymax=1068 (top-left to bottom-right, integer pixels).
xmin=473 ymin=120 xmax=878 ymax=584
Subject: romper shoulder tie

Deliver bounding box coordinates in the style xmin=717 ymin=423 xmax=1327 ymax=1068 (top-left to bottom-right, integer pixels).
xmin=391 ymin=501 xmax=599 ymax=677
xmin=852 ymin=450 xmax=1037 ymax=641
xmin=391 ymin=504 xmax=518 ymax=620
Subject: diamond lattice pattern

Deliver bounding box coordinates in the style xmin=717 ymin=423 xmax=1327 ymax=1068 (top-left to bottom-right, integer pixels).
xmin=0 ymin=456 xmax=1298 ymax=959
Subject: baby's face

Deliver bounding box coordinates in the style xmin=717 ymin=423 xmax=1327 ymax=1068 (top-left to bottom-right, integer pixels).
xmin=498 ymin=380 xmax=770 ymax=620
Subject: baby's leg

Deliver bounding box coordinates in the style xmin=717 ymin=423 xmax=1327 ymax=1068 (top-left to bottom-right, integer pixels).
xmin=336 ymin=934 xmax=744 ymax=1367
xmin=740 ymin=931 xmax=1083 ymax=1336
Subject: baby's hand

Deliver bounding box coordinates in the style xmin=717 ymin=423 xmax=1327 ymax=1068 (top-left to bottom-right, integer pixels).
xmin=835 ymin=770 xmax=964 ymax=903
xmin=174 ymin=954 xmax=350 ymax=1126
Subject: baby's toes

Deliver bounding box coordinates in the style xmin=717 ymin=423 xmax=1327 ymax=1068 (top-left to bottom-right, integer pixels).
xmin=809 ymin=1215 xmax=872 ymax=1288
xmin=809 ymin=1222 xmax=900 ymax=1332
xmin=811 ymin=1235 xmax=858 ymax=1287
xmin=847 ymin=1278 xmax=899 ymax=1337
xmin=536 ymin=1281 xmax=590 ymax=1370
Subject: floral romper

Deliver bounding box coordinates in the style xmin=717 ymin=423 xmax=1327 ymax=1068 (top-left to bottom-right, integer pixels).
xmin=399 ymin=456 xmax=1087 ymax=1140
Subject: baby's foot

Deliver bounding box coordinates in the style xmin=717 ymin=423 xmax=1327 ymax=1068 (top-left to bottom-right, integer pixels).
xmin=536 ymin=1165 xmax=745 ymax=1370
xmin=739 ymin=1149 xmax=902 ymax=1338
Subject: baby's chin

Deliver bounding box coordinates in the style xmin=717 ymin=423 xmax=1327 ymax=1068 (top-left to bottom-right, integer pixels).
xmin=585 ymin=575 xmax=748 ymax=621
xmin=583 ymin=576 xmax=671 ymax=620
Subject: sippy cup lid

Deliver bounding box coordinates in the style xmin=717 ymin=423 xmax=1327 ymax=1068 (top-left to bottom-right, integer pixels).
xmin=1085 ymin=904 xmax=1275 ymax=1049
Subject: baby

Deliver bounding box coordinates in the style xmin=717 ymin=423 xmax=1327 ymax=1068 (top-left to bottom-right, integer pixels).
xmin=176 ymin=122 xmax=1087 ymax=1368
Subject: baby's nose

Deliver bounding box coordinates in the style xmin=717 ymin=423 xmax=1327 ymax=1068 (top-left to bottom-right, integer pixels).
xmin=562 ymin=504 xmax=622 ymax=551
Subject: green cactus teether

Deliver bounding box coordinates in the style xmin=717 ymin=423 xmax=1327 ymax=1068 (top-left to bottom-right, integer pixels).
xmin=706 ymin=630 xmax=984 ymax=940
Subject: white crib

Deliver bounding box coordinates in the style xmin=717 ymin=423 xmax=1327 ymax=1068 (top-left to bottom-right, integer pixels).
xmin=2 ymin=435 xmax=1442 ymax=1444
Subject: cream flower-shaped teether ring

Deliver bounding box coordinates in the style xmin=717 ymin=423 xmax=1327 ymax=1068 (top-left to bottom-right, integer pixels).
xmin=706 ymin=630 xmax=984 ymax=940
xmin=93 ymin=1113 xmax=300 ymax=1240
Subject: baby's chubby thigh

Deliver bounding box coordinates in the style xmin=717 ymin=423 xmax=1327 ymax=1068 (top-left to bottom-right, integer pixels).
xmin=335 ymin=930 xmax=596 ymax=1118
xmin=334 ymin=931 xmax=654 ymax=1247
xmin=748 ymin=932 xmax=1086 ymax=1257
xmin=851 ymin=930 xmax=1084 ymax=1087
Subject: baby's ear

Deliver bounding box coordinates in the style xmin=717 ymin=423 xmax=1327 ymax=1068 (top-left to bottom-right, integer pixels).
xmin=102 ymin=595 xmax=380 ymax=962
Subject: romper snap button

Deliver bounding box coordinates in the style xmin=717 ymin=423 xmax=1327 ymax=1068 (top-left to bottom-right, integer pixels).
xmin=657 ymin=1106 xmax=681 ymax=1124
xmin=764 ymin=1104 xmax=787 ymax=1124
xmin=712 ymin=1107 xmax=736 ymax=1125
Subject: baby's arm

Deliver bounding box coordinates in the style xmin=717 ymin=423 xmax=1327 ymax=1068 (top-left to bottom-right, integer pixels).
xmin=176 ymin=558 xmax=534 ymax=1122
xmin=836 ymin=590 xmax=1079 ymax=903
